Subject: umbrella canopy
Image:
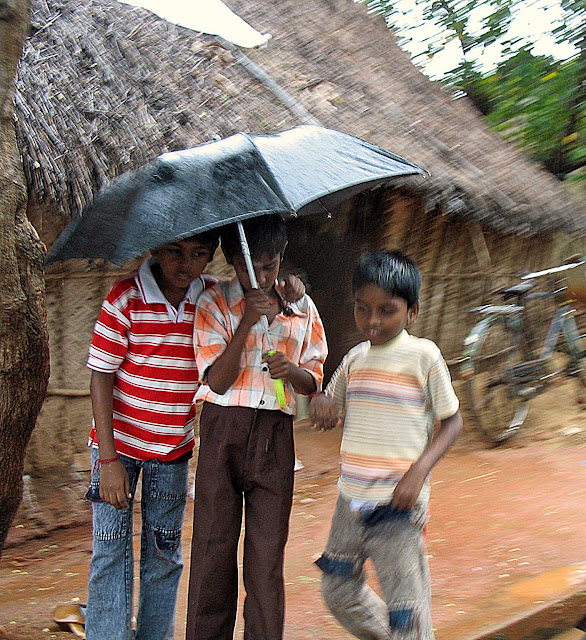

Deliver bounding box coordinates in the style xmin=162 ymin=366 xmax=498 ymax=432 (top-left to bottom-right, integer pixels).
xmin=46 ymin=125 xmax=426 ymax=266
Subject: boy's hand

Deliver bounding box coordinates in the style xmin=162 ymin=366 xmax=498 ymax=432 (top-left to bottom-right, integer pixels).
xmin=263 ymin=350 xmax=293 ymax=380
xmin=242 ymin=289 xmax=271 ymax=328
xmin=309 ymin=394 xmax=341 ymax=431
xmin=391 ymin=464 xmax=426 ymax=512
xmin=99 ymin=460 xmax=132 ymax=510
xmin=276 ymin=275 xmax=305 ymax=303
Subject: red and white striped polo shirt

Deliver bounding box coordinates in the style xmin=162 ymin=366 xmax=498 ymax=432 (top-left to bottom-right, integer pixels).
xmin=87 ymin=258 xmax=216 ymax=461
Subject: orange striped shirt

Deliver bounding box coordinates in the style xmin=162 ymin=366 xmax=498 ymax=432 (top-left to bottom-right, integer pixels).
xmin=194 ymin=278 xmax=327 ymax=414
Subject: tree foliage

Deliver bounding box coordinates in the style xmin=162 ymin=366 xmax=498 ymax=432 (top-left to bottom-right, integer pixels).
xmin=366 ymin=0 xmax=514 ymax=62
xmin=362 ymin=0 xmax=585 ymax=180
xmin=458 ymin=49 xmax=585 ymax=177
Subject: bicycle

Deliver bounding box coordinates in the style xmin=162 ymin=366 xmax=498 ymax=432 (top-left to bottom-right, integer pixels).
xmin=459 ymin=257 xmax=586 ymax=444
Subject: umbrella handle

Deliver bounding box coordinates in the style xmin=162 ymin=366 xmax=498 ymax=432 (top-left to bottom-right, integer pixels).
xmin=265 ymin=350 xmax=287 ymax=409
xmin=237 ymin=221 xmax=273 ymax=345
xmin=237 ymin=222 xmax=286 ymax=409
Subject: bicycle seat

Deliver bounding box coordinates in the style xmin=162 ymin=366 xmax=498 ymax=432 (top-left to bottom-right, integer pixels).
xmin=499 ymin=281 xmax=535 ymax=300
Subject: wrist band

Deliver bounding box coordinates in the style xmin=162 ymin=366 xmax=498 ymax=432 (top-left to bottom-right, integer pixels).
xmin=93 ymin=455 xmax=120 ymax=473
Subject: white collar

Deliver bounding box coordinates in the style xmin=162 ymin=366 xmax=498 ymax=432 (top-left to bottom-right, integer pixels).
xmin=368 ymin=329 xmax=408 ymax=353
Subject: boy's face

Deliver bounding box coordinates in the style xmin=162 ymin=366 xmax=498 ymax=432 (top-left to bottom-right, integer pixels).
xmin=153 ymin=238 xmax=214 ymax=291
xmin=231 ymin=253 xmax=282 ymax=294
xmin=354 ymin=283 xmax=419 ymax=346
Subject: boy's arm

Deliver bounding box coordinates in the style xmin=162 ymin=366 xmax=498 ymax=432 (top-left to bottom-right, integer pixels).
xmin=391 ymin=410 xmax=462 ymax=511
xmin=205 ymin=288 xmax=271 ymax=395
xmin=309 ymin=352 xmax=349 ymax=430
xmin=309 ymin=394 xmax=341 ymax=430
xmin=262 ymin=351 xmax=317 ymax=395
xmin=275 ymin=274 xmax=305 ymax=303
xmin=90 ymin=370 xmax=132 ymax=510
xmin=264 ymin=295 xmax=327 ymax=396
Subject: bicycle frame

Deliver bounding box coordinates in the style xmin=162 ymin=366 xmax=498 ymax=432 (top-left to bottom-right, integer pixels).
xmin=461 ymin=287 xmax=585 ymax=399
xmin=460 ymin=305 xmax=523 ymax=382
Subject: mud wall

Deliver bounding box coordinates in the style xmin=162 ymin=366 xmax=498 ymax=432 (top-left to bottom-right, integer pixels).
xmin=287 ymin=187 xmax=555 ymax=378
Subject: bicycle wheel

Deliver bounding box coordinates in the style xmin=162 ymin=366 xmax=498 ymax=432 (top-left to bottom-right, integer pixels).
xmin=464 ymin=318 xmax=531 ymax=444
xmin=562 ymin=314 xmax=586 ymax=404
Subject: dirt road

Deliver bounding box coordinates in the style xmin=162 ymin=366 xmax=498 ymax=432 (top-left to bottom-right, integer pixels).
xmin=1 ymin=379 xmax=585 ymax=640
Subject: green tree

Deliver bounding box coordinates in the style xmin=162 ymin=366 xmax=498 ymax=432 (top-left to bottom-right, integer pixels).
xmin=482 ymin=49 xmax=585 ymax=177
xmin=551 ymin=0 xmax=585 ymax=177
xmin=365 ymin=0 xmax=514 ymax=69
xmin=362 ymin=0 xmax=585 ymax=179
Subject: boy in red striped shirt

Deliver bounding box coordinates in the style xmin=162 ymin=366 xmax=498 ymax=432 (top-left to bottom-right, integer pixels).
xmin=84 ymin=230 xmax=220 ymax=640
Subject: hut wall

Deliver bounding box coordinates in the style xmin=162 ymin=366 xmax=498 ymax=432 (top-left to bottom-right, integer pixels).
xmin=286 ymin=189 xmax=389 ymax=380
xmin=26 ymin=190 xmax=557 ymax=478
xmin=9 ymin=189 xmax=562 ymax=544
xmin=377 ymin=193 xmax=555 ymax=362
xmin=287 ymin=187 xmax=557 ymax=385
xmin=26 ymin=268 xmax=123 ymax=476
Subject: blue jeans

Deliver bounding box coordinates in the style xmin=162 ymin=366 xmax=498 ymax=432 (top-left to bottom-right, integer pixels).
xmin=85 ymin=448 xmax=189 ymax=640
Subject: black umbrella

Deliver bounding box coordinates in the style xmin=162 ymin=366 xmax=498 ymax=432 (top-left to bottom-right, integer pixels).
xmin=46 ymin=125 xmax=426 ymax=266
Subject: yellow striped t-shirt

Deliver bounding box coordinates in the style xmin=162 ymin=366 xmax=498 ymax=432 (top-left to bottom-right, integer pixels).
xmin=326 ymin=330 xmax=459 ymax=509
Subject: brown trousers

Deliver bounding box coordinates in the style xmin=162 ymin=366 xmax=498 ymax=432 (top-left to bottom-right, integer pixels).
xmin=186 ymin=403 xmax=295 ymax=640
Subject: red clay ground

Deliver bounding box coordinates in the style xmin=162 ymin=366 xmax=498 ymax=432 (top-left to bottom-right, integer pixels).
xmin=1 ymin=378 xmax=585 ymax=640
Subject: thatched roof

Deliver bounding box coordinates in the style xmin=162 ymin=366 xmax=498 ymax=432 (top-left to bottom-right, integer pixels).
xmin=16 ymin=0 xmax=586 ymax=245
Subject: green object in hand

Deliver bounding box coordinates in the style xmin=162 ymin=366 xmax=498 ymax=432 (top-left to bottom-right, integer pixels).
xmin=266 ymin=349 xmax=287 ymax=409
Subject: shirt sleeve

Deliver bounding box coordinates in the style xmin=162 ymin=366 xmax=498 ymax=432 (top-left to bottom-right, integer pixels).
xmin=297 ymin=296 xmax=328 ymax=391
xmin=87 ymin=284 xmax=132 ymax=373
xmin=324 ymin=353 xmax=349 ymax=415
xmin=193 ymin=287 xmax=231 ymax=379
xmin=424 ymin=351 xmax=460 ymax=420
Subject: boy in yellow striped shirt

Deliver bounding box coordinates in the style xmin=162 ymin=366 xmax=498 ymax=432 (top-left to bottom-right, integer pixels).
xmin=310 ymin=249 xmax=462 ymax=640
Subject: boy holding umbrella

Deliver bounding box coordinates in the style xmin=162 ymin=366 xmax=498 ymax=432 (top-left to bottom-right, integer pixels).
xmin=186 ymin=214 xmax=327 ymax=640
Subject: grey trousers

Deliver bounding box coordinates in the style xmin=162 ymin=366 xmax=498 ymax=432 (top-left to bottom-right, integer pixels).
xmin=315 ymin=496 xmax=433 ymax=640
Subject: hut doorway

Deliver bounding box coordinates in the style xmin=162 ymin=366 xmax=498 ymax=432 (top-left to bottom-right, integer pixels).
xmin=286 ymin=188 xmax=391 ymax=381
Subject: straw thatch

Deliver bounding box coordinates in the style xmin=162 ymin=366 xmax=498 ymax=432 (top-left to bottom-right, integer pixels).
xmin=8 ymin=0 xmax=586 ymax=538
xmin=16 ymin=0 xmax=585 ymax=245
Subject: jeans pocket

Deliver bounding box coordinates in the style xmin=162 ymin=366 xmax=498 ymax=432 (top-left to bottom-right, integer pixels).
xmin=150 ymin=460 xmax=189 ymax=501
xmin=142 ymin=461 xmax=188 ymax=565
xmin=360 ymin=504 xmax=411 ymax=527
xmin=154 ymin=528 xmax=181 ymax=552
xmin=92 ymin=500 xmax=132 ymax=540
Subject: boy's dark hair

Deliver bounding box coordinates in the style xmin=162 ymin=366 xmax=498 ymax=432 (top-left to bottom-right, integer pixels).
xmin=187 ymin=228 xmax=220 ymax=253
xmin=220 ymin=214 xmax=288 ymax=263
xmin=352 ymin=250 xmax=421 ymax=308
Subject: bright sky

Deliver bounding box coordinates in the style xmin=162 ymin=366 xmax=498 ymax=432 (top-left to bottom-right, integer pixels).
xmin=119 ymin=0 xmax=576 ymax=76
xmin=119 ymin=0 xmax=271 ymax=48
xmin=390 ymin=0 xmax=577 ymax=78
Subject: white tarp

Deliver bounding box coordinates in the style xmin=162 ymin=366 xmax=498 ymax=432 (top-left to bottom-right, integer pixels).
xmin=119 ymin=0 xmax=271 ymax=48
